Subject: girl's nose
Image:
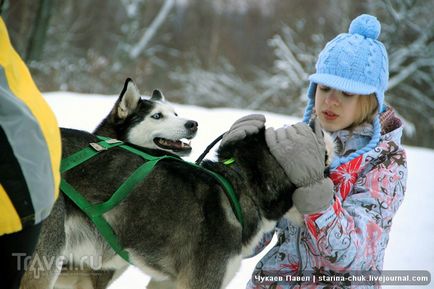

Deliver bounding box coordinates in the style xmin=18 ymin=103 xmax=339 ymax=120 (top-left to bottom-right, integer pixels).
xmin=324 ymin=90 xmax=339 ymax=105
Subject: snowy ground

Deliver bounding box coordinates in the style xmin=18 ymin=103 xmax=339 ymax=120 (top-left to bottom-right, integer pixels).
xmin=44 ymin=92 xmax=434 ymax=288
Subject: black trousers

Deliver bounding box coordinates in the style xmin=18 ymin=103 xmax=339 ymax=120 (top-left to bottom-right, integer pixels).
xmin=0 ymin=223 xmax=42 ymax=289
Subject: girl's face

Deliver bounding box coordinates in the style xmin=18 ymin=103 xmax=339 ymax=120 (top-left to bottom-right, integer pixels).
xmin=314 ymin=84 xmax=361 ymax=132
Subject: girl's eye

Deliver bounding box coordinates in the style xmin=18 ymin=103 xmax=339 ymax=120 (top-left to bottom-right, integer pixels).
xmin=342 ymin=91 xmax=355 ymax=97
xmin=151 ymin=113 xmax=162 ymax=119
xmin=319 ymin=85 xmax=330 ymax=91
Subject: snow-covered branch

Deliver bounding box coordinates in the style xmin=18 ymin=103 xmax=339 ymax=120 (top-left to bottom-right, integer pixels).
xmin=388 ymin=59 xmax=434 ymax=90
xmin=388 ymin=26 xmax=434 ymax=71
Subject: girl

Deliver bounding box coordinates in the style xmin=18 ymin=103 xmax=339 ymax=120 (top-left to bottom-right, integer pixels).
xmin=223 ymin=14 xmax=407 ymax=288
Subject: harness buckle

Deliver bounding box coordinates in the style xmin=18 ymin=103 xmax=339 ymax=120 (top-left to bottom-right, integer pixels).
xmin=89 ymin=142 xmax=107 ymax=152
xmin=105 ymin=138 xmax=123 ymax=144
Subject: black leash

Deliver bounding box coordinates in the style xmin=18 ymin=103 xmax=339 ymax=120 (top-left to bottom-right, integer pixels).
xmin=194 ymin=133 xmax=225 ymax=165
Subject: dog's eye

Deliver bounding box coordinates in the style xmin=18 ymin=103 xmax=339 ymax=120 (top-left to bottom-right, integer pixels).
xmin=174 ymin=113 xmax=178 ymax=117
xmin=151 ymin=113 xmax=162 ymax=119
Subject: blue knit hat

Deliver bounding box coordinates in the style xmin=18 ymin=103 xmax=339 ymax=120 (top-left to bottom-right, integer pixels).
xmin=302 ymin=14 xmax=389 ymax=168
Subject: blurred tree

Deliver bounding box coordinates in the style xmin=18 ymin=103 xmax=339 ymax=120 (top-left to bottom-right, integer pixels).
xmin=2 ymin=0 xmax=432 ymax=148
xmin=2 ymin=0 xmax=38 ymax=55
xmin=366 ymin=0 xmax=434 ymax=147
xmin=129 ymin=0 xmax=175 ymax=58
xmin=170 ymin=0 xmax=433 ymax=147
xmin=25 ymin=0 xmax=53 ymax=62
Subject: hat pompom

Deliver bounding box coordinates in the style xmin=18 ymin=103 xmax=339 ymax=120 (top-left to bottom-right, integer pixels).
xmin=349 ymin=14 xmax=381 ymax=40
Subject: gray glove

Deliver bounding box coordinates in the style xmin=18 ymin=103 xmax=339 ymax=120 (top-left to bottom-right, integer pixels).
xmin=220 ymin=114 xmax=266 ymax=147
xmin=265 ymin=118 xmax=334 ymax=214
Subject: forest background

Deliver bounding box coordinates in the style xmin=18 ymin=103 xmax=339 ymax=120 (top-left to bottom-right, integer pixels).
xmin=2 ymin=0 xmax=433 ymax=148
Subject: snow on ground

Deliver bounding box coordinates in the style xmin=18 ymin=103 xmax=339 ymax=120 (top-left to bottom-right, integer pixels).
xmin=44 ymin=92 xmax=434 ymax=288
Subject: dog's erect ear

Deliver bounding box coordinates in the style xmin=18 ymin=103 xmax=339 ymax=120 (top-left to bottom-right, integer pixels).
xmin=117 ymin=78 xmax=141 ymax=119
xmin=150 ymin=89 xmax=165 ymax=102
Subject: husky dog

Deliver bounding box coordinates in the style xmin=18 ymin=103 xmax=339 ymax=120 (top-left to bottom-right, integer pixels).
xmin=20 ymin=121 xmax=334 ymax=289
xmin=19 ymin=79 xmax=198 ymax=289
xmin=94 ymin=78 xmax=198 ymax=157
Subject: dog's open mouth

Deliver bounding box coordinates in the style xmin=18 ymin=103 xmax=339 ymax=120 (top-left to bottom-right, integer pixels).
xmin=154 ymin=137 xmax=192 ymax=152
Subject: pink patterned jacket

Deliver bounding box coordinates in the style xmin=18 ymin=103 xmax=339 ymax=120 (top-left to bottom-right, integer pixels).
xmin=247 ymin=108 xmax=407 ymax=289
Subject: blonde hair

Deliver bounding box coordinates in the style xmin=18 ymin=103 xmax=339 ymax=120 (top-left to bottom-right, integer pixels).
xmin=352 ymin=94 xmax=378 ymax=127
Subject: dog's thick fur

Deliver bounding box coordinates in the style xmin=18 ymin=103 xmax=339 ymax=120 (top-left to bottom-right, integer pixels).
xmin=21 ymin=126 xmax=301 ymax=289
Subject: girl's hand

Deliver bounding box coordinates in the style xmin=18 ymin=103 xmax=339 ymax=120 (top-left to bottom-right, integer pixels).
xmin=265 ymin=118 xmax=334 ymax=214
xmin=220 ymin=114 xmax=266 ymax=147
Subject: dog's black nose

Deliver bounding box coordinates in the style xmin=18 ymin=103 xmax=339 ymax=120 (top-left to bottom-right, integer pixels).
xmin=185 ymin=120 xmax=198 ymax=132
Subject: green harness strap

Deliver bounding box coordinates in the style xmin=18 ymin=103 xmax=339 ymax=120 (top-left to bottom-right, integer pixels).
xmin=60 ymin=137 xmax=243 ymax=264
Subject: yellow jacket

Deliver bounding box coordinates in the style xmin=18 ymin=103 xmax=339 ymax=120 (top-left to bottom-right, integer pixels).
xmin=0 ymin=17 xmax=61 ymax=235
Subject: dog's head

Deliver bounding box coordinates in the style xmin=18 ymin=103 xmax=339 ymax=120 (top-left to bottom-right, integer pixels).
xmin=216 ymin=129 xmax=296 ymax=220
xmin=218 ymin=120 xmax=335 ymax=179
xmin=96 ymin=78 xmax=198 ymax=156
xmin=215 ymin=122 xmax=335 ymax=221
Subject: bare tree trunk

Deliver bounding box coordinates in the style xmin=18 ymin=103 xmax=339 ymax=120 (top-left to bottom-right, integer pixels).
xmin=0 ymin=0 xmax=9 ymax=16
xmin=129 ymin=0 xmax=175 ymax=59
xmin=25 ymin=0 xmax=53 ymax=62
xmin=208 ymin=10 xmax=221 ymax=68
